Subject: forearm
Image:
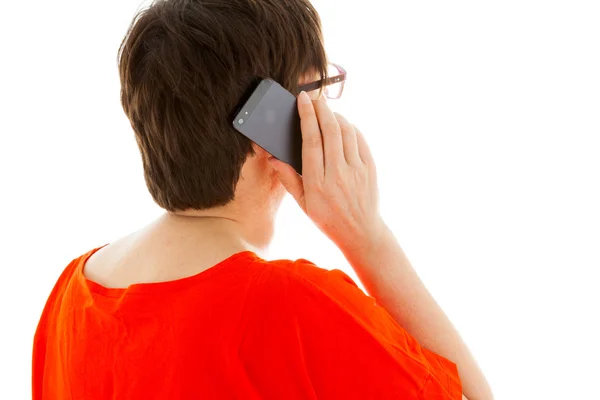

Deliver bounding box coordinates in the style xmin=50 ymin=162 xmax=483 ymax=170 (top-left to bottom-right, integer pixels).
xmin=341 ymin=225 xmax=494 ymax=400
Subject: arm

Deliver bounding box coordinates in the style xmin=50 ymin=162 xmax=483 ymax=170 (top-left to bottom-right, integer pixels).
xmin=340 ymin=225 xmax=493 ymax=400
xmin=270 ymin=92 xmax=492 ymax=400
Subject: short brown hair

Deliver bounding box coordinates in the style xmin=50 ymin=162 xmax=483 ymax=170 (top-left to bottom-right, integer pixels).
xmin=118 ymin=0 xmax=328 ymax=211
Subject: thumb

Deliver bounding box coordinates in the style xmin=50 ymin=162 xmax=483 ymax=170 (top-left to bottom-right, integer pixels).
xmin=268 ymin=157 xmax=306 ymax=210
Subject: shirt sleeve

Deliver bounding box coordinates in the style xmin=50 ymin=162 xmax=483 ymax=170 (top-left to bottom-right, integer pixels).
xmin=286 ymin=260 xmax=463 ymax=400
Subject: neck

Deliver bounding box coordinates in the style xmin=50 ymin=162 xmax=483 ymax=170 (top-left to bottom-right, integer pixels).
xmin=162 ymin=204 xmax=276 ymax=257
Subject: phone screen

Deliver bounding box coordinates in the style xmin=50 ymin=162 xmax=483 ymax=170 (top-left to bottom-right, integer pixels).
xmin=232 ymin=79 xmax=302 ymax=175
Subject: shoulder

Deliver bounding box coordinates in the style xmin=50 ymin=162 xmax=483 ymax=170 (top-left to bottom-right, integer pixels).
xmin=47 ymin=245 xmax=108 ymax=297
xmin=240 ymin=258 xmax=453 ymax=399
xmin=34 ymin=245 xmax=107 ymax=335
xmin=245 ymin=256 xmax=387 ymax=334
xmin=258 ymin=256 xmax=359 ymax=289
xmin=248 ymin=256 xmax=363 ymax=305
xmin=51 ymin=245 xmax=108 ymax=295
xmin=247 ymin=257 xmax=427 ymax=364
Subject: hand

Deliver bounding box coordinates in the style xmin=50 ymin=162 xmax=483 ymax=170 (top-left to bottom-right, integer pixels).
xmin=269 ymin=91 xmax=386 ymax=253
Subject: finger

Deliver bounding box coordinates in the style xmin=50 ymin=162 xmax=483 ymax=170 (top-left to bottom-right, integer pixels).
xmin=268 ymin=158 xmax=306 ymax=211
xmin=297 ymin=91 xmax=324 ymax=181
xmin=354 ymin=125 xmax=375 ymax=167
xmin=334 ymin=112 xmax=361 ymax=167
xmin=312 ymin=97 xmax=345 ymax=169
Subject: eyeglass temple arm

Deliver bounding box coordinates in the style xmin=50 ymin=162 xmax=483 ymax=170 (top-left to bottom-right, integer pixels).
xmin=297 ymin=72 xmax=346 ymax=93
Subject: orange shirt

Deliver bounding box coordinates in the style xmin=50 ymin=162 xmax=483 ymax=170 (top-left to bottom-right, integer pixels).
xmin=33 ymin=245 xmax=462 ymax=399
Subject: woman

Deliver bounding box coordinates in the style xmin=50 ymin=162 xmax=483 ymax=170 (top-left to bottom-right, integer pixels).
xmin=33 ymin=0 xmax=492 ymax=398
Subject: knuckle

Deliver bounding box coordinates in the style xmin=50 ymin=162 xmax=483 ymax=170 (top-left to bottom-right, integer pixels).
xmin=327 ymin=166 xmax=348 ymax=186
xmin=298 ymin=108 xmax=314 ymax=119
xmin=370 ymin=163 xmax=377 ymax=175
xmin=340 ymin=127 xmax=353 ymax=138
xmin=306 ymin=179 xmax=325 ymax=194
xmin=334 ymin=112 xmax=348 ymax=125
xmin=304 ymin=136 xmax=322 ymax=149
xmin=322 ymin=120 xmax=341 ymax=135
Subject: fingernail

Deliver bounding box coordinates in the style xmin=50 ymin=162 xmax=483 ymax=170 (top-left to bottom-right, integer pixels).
xmin=298 ymin=91 xmax=311 ymax=104
xmin=268 ymin=157 xmax=277 ymax=166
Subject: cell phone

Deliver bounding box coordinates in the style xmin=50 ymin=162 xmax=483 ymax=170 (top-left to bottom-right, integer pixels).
xmin=232 ymin=79 xmax=302 ymax=175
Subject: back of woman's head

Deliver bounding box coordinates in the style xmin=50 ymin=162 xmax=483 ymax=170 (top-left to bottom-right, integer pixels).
xmin=118 ymin=0 xmax=328 ymax=212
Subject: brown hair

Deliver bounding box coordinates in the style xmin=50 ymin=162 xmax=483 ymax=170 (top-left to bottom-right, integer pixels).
xmin=118 ymin=0 xmax=328 ymax=211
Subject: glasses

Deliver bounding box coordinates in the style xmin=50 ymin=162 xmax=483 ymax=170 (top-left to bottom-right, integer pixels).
xmin=297 ymin=63 xmax=347 ymax=100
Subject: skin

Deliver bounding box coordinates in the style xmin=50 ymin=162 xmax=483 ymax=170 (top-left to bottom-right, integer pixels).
xmin=271 ymin=93 xmax=493 ymax=400
xmin=84 ymin=80 xmax=491 ymax=399
xmin=83 ymin=85 xmax=317 ymax=288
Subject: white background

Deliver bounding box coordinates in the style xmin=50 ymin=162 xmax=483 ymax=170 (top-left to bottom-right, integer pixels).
xmin=1 ymin=1 xmax=599 ymax=398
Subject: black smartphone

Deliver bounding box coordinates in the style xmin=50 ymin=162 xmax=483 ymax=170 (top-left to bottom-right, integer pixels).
xmin=232 ymin=79 xmax=302 ymax=175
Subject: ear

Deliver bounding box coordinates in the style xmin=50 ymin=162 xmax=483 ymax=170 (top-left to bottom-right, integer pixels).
xmin=251 ymin=142 xmax=272 ymax=159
